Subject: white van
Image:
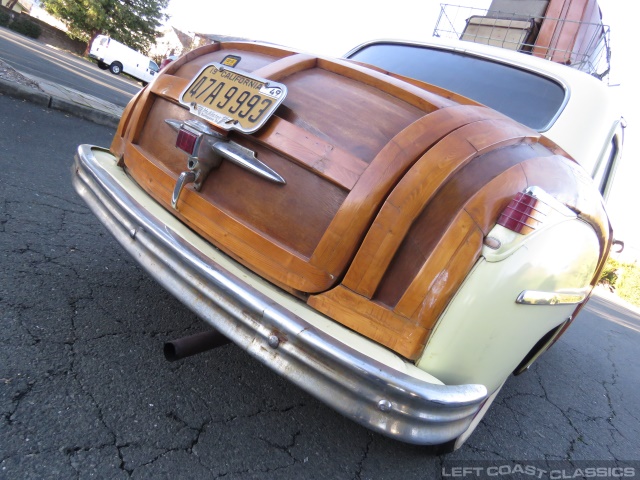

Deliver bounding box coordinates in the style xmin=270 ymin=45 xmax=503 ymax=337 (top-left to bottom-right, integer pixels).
xmin=89 ymin=35 xmax=159 ymax=85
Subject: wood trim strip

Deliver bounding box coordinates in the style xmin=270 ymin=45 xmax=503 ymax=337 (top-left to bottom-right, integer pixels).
xmin=251 ymin=53 xmax=317 ymax=81
xmin=401 ymin=226 xmax=484 ymax=329
xmin=149 ymin=74 xmax=190 ymax=102
xmin=538 ymin=135 xmax=574 ymax=160
xmin=307 ymin=286 xmax=430 ymax=360
xmin=125 ymin=82 xmax=158 ymax=145
xmin=163 ymin=42 xmax=222 ymax=76
xmin=376 ymin=147 xmax=539 ymax=312
xmin=343 ymin=119 xmax=539 ymax=297
xmin=462 ymin=162 xmax=531 ymax=235
xmin=317 ymin=57 xmax=457 ymax=112
xmin=393 ymin=211 xmax=477 ymax=318
xmin=346 ymin=60 xmax=479 ymax=106
xmin=218 ymin=41 xmax=296 ymax=57
xmin=387 ymin=73 xmax=483 ymax=107
xmin=123 ymin=143 xmax=335 ymax=292
xmin=310 ymin=105 xmax=509 ymax=277
xmin=251 ymin=116 xmax=368 ymax=190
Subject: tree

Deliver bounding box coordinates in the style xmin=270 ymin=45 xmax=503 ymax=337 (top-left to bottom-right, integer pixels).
xmin=41 ymin=0 xmax=169 ymax=56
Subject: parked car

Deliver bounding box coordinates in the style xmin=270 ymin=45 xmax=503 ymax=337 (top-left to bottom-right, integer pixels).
xmin=89 ymin=35 xmax=159 ymax=85
xmin=72 ymin=27 xmax=623 ymax=450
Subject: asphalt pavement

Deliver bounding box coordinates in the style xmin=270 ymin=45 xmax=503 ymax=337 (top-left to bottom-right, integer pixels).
xmin=1 ymin=48 xmax=640 ymax=479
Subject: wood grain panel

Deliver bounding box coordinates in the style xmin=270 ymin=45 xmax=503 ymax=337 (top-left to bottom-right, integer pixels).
xmin=343 ymin=119 xmax=539 ymax=297
xmin=313 ymin=146 xmax=605 ymax=360
xmin=251 ymin=116 xmax=368 ymax=190
xmin=318 ymin=57 xmax=456 ymax=112
xmin=310 ymin=105 xmax=510 ymax=277
xmin=393 ymin=211 xmax=477 ymax=318
xmin=375 ymin=144 xmax=544 ymax=308
xmin=387 ymin=73 xmax=484 ymax=107
xmin=123 ymin=143 xmax=336 ymax=292
xmin=346 ymin=60 xmax=482 ymax=106
xmin=136 ymin=100 xmax=348 ymax=259
xmin=125 ymin=80 xmax=157 ymax=145
xmin=307 ymin=286 xmax=430 ymax=360
xmin=392 ymin=163 xmax=530 ymax=320
xmin=146 ymin=85 xmax=367 ymax=190
xmin=341 ymin=139 xmax=478 ymax=297
xmin=114 ymin=89 xmax=142 ymax=141
xmin=280 ymin=68 xmax=424 ymax=162
xmin=252 ymin=53 xmax=317 ymax=81
xmin=149 ymin=74 xmax=189 ymax=102
xmin=399 ymin=226 xmax=484 ymax=328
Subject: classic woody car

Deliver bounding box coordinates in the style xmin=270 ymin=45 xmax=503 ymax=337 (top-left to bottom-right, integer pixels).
xmin=71 ymin=31 xmax=623 ymax=451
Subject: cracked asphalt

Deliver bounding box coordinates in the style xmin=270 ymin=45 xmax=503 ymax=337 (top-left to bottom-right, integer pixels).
xmin=1 ymin=93 xmax=639 ymax=479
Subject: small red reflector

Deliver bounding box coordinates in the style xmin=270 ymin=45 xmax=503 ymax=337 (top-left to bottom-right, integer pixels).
xmin=176 ymin=128 xmax=199 ymax=155
xmin=497 ymin=192 xmax=548 ymax=235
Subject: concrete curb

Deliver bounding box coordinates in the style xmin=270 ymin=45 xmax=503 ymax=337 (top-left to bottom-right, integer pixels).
xmin=0 ymin=77 xmax=120 ymax=129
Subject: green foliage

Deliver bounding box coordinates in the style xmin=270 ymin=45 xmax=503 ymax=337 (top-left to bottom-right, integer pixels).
xmin=8 ymin=17 xmax=42 ymax=38
xmin=0 ymin=10 xmax=10 ymax=26
xmin=40 ymin=0 xmax=169 ymax=54
xmin=599 ymin=257 xmax=640 ymax=307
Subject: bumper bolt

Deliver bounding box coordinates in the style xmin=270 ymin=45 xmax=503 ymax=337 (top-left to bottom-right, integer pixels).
xmin=267 ymin=334 xmax=280 ymax=349
xmin=378 ymin=399 xmax=392 ymax=412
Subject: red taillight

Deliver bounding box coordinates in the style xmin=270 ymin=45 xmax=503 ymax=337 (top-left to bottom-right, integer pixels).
xmin=497 ymin=192 xmax=549 ymax=235
xmin=176 ymin=128 xmax=199 ymax=155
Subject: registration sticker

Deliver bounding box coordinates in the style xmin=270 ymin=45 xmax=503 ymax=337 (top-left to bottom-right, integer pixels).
xmin=179 ymin=63 xmax=287 ymax=134
xmin=221 ymin=55 xmax=241 ymax=67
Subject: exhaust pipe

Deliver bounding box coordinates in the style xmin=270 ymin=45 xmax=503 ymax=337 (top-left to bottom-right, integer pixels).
xmin=164 ymin=329 xmax=231 ymax=361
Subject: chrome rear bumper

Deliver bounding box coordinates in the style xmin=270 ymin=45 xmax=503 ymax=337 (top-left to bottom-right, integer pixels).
xmin=72 ymin=144 xmax=488 ymax=445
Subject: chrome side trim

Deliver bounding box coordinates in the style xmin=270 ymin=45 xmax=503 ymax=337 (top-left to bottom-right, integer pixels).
xmin=165 ymin=118 xmax=285 ymax=184
xmin=211 ymin=141 xmax=286 ymax=184
xmin=72 ymin=144 xmax=488 ymax=446
xmin=516 ymin=289 xmax=589 ymax=305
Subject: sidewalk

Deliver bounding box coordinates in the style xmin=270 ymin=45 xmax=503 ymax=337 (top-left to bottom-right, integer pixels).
xmin=0 ymin=59 xmax=122 ymax=128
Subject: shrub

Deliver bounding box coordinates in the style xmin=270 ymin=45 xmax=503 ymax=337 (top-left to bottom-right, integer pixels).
xmin=0 ymin=10 xmax=10 ymax=26
xmin=8 ymin=18 xmax=42 ymax=39
xmin=599 ymin=256 xmax=640 ymax=307
xmin=616 ymin=262 xmax=640 ymax=307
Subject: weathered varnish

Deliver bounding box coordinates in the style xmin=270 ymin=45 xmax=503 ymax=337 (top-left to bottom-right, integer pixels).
xmin=111 ymin=42 xmax=609 ymax=360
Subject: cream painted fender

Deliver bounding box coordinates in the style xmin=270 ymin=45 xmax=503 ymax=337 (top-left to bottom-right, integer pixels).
xmin=416 ymin=193 xmax=601 ymax=394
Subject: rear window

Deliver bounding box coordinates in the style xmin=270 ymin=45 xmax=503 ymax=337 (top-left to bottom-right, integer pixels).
xmin=347 ymin=43 xmax=566 ymax=131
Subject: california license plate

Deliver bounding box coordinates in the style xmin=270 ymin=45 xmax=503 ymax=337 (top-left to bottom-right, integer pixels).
xmin=180 ymin=63 xmax=287 ymax=134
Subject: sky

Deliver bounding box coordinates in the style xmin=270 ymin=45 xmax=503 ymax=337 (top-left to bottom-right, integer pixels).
xmin=164 ymin=0 xmax=638 ymax=257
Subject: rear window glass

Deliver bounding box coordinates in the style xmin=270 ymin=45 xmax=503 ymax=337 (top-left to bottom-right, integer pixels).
xmin=347 ymin=43 xmax=566 ymax=131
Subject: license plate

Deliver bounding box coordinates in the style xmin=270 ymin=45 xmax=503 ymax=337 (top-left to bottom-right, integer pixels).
xmin=180 ymin=63 xmax=287 ymax=134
